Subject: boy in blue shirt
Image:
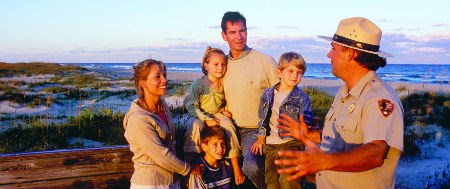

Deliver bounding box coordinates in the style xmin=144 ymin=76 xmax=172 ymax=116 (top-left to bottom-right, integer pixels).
xmin=251 ymin=52 xmax=313 ymax=189
xmin=188 ymin=126 xmax=234 ymax=189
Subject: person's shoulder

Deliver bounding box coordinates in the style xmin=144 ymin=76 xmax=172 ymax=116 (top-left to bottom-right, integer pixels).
xmin=192 ymin=157 xmax=204 ymax=166
xmin=297 ymin=87 xmax=311 ymax=98
xmin=190 ymin=76 xmax=208 ymax=89
xmin=250 ymin=49 xmax=275 ymax=63
xmin=266 ymin=83 xmax=277 ymax=92
xmin=192 ymin=76 xmax=206 ymax=85
xmin=366 ymin=76 xmax=396 ymax=100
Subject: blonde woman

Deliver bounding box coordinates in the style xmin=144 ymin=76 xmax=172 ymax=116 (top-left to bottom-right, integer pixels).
xmin=123 ymin=59 xmax=191 ymax=189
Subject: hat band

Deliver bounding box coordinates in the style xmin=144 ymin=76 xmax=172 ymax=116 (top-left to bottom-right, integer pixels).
xmin=333 ymin=34 xmax=380 ymax=52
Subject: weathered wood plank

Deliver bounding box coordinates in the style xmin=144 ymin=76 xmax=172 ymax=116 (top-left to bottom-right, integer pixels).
xmin=0 ymin=145 xmax=133 ymax=188
xmin=0 ymin=173 xmax=131 ymax=189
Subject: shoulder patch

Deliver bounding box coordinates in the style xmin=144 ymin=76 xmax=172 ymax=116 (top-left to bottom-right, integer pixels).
xmin=378 ymin=99 xmax=394 ymax=117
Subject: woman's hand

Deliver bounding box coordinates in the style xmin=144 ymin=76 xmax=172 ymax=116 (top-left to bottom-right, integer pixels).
xmin=190 ymin=163 xmax=205 ymax=176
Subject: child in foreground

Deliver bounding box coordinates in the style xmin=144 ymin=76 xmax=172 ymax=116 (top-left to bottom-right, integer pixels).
xmin=188 ymin=126 xmax=234 ymax=189
xmin=251 ymin=52 xmax=313 ymax=189
xmin=183 ymin=46 xmax=245 ymax=185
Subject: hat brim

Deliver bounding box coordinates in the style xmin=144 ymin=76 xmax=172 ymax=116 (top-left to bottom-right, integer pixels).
xmin=318 ymin=35 xmax=393 ymax=58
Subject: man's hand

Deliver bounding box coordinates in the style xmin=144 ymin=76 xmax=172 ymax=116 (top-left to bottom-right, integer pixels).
xmin=274 ymin=135 xmax=326 ymax=181
xmin=277 ymin=114 xmax=310 ymax=141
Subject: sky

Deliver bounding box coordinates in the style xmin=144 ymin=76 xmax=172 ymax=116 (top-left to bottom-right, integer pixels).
xmin=1 ymin=0 xmax=449 ymax=64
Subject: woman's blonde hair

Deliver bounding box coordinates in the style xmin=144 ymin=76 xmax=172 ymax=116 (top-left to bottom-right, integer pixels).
xmin=278 ymin=52 xmax=306 ymax=74
xmin=131 ymin=59 xmax=166 ymax=112
xmin=201 ymin=46 xmax=226 ymax=75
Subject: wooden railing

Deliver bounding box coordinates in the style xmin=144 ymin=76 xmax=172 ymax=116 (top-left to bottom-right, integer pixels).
xmin=0 ymin=145 xmax=133 ymax=189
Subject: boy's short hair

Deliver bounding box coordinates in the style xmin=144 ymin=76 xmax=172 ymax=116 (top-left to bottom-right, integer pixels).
xmin=200 ymin=126 xmax=226 ymax=144
xmin=278 ymin=52 xmax=307 ymax=74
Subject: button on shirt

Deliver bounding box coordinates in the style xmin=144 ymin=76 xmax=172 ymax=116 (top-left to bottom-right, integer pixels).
xmin=316 ymin=71 xmax=404 ymax=189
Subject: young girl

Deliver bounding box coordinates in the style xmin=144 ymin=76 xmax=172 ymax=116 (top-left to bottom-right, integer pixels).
xmin=183 ymin=46 xmax=245 ymax=185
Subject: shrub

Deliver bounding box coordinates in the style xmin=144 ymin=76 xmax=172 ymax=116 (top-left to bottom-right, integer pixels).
xmin=0 ymin=107 xmax=126 ymax=154
xmin=303 ymin=87 xmax=333 ymax=128
xmin=402 ymin=92 xmax=450 ymax=130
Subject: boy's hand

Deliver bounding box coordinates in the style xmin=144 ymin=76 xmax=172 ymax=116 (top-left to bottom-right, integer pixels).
xmin=205 ymin=118 xmax=220 ymax=126
xmin=250 ymin=135 xmax=265 ymax=155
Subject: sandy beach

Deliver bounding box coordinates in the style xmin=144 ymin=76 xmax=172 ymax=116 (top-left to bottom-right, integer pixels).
xmin=167 ymin=71 xmax=450 ymax=96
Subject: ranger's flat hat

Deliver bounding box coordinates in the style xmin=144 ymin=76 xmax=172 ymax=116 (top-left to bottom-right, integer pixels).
xmin=318 ymin=17 xmax=393 ymax=57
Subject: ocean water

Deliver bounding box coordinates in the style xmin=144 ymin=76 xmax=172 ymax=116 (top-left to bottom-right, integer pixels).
xmin=66 ymin=63 xmax=450 ymax=84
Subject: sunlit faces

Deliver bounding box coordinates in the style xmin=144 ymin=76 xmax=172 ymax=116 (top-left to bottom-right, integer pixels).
xmin=221 ymin=20 xmax=247 ymax=52
xmin=201 ymin=136 xmax=226 ymax=162
xmin=327 ymin=42 xmax=350 ymax=78
xmin=277 ymin=64 xmax=303 ymax=90
xmin=140 ymin=64 xmax=167 ymax=97
xmin=205 ymin=53 xmax=227 ymax=79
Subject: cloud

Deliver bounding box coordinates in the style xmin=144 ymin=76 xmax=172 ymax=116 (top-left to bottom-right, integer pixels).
xmin=207 ymin=25 xmax=221 ymax=29
xmin=165 ymin=37 xmax=192 ymax=42
xmin=275 ymin=25 xmax=299 ymax=29
xmin=381 ymin=33 xmax=450 ymax=63
xmin=431 ymin=23 xmax=448 ymax=27
xmin=247 ymin=26 xmax=259 ymax=30
xmin=3 ymin=32 xmax=449 ymax=64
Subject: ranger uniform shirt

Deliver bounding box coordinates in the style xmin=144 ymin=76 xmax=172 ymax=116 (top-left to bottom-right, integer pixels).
xmin=316 ymin=71 xmax=404 ymax=189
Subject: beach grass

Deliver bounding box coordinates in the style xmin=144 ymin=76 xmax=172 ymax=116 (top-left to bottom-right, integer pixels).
xmin=303 ymin=87 xmax=333 ymax=128
xmin=0 ymin=62 xmax=87 ymax=77
xmin=0 ymin=106 xmax=126 ymax=153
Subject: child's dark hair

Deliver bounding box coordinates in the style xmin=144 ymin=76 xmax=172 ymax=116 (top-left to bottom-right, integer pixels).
xmin=201 ymin=46 xmax=226 ymax=75
xmin=200 ymin=126 xmax=226 ymax=144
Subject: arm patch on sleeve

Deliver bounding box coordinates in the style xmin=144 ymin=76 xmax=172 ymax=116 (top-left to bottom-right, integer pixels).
xmin=378 ymin=99 xmax=394 ymax=117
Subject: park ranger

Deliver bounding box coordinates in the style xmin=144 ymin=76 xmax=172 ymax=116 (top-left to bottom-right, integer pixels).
xmin=274 ymin=17 xmax=404 ymax=189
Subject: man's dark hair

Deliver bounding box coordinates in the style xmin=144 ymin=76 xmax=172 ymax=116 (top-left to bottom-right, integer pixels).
xmin=221 ymin=11 xmax=246 ymax=32
xmin=343 ymin=46 xmax=387 ymax=71
xmin=355 ymin=51 xmax=387 ymax=71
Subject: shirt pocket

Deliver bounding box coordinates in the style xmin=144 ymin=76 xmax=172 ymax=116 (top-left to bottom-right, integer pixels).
xmin=285 ymin=105 xmax=300 ymax=119
xmin=334 ymin=116 xmax=359 ymax=151
xmin=336 ymin=116 xmax=357 ymax=132
xmin=324 ymin=107 xmax=335 ymax=122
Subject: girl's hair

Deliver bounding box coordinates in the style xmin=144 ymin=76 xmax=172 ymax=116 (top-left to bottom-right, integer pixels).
xmin=277 ymin=52 xmax=307 ymax=74
xmin=201 ymin=46 xmax=226 ymax=75
xmin=130 ymin=59 xmax=166 ymax=112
